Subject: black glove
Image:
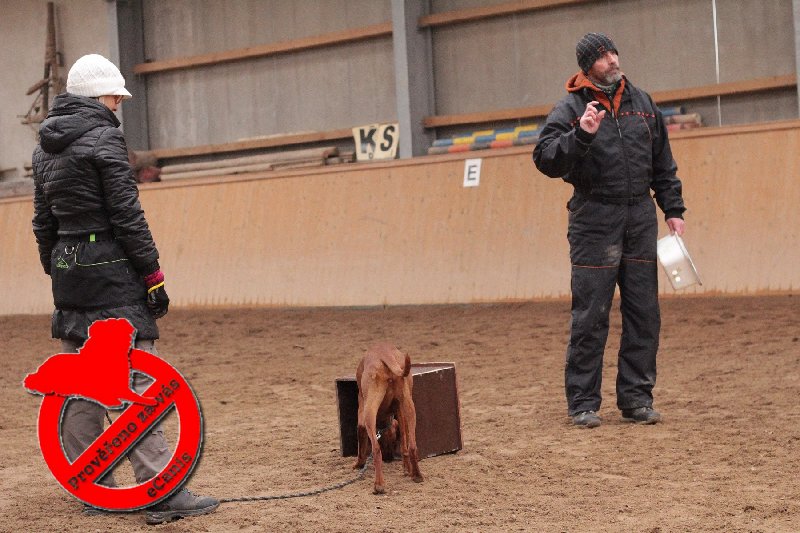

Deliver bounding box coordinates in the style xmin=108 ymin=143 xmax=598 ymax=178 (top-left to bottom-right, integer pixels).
xmin=144 ymin=270 xmax=169 ymax=319
xmin=147 ymin=284 xmax=170 ymax=319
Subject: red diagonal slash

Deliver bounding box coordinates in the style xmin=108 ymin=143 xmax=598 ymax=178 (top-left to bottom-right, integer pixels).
xmin=36 ymin=349 xmax=203 ymax=511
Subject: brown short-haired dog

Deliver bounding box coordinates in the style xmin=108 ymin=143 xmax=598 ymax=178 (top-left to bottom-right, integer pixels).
xmin=353 ymin=342 xmax=424 ymax=494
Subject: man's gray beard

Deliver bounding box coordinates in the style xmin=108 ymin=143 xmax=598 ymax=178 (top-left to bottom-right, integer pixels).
xmin=599 ymin=71 xmax=623 ymax=85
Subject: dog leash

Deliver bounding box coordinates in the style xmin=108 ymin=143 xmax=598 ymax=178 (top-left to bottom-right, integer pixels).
xmin=220 ymin=430 xmax=387 ymax=503
xmin=101 ymin=414 xmax=375 ymax=504
xmin=102 ymin=408 xmax=376 ymax=503
xmin=219 ymin=456 xmax=372 ymax=504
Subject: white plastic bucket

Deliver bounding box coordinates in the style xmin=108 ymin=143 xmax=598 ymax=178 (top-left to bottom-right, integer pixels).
xmin=656 ymin=234 xmax=702 ymax=290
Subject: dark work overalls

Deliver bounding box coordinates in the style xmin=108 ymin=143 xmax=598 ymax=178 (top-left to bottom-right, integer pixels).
xmin=533 ymin=74 xmax=686 ymax=416
xmin=565 ymin=191 xmax=659 ymax=414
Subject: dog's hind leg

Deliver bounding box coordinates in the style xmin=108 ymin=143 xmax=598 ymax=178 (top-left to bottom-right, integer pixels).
xmin=353 ymin=395 xmax=370 ymax=469
xmin=398 ymin=397 xmax=423 ymax=483
xmin=362 ymin=381 xmax=389 ymax=494
xmin=354 ymin=425 xmax=370 ymax=469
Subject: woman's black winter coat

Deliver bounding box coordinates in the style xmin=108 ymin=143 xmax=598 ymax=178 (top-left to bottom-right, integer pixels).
xmin=32 ymin=93 xmax=160 ymax=343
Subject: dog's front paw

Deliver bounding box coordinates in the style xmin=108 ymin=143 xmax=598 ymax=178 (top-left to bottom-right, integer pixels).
xmin=412 ymin=474 xmax=424 ymax=483
xmin=373 ymin=485 xmax=385 ymax=495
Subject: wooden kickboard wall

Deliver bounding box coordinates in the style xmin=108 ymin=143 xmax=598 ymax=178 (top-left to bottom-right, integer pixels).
xmin=1 ymin=121 xmax=798 ymax=314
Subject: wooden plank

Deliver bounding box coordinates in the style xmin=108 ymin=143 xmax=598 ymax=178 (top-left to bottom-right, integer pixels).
xmin=423 ymin=74 xmax=798 ymax=129
xmin=150 ymin=129 xmax=353 ymax=161
xmin=418 ymin=0 xmax=594 ymax=28
xmin=424 ymin=104 xmax=553 ymax=128
xmin=133 ymin=23 xmax=392 ymax=75
xmin=160 ymin=159 xmax=326 ymax=181
xmin=668 ymin=118 xmax=800 ymax=140
xmin=161 ymin=147 xmax=338 ymax=174
xmin=651 ymin=74 xmax=797 ymax=102
xmin=161 ymin=162 xmax=280 ymax=181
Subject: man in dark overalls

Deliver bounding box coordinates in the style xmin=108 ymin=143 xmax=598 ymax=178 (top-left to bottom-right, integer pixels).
xmin=533 ymin=33 xmax=686 ymax=428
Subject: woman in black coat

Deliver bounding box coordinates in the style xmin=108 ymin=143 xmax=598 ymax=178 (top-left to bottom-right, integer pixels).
xmin=31 ymin=53 xmax=216 ymax=524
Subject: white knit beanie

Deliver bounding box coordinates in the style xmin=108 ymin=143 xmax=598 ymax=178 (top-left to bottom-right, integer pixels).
xmin=66 ymin=54 xmax=132 ymax=99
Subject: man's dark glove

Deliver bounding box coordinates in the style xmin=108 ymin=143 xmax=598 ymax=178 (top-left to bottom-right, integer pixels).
xmin=144 ymin=270 xmax=169 ymax=319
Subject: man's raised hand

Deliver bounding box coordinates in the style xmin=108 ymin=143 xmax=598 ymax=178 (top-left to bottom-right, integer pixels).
xmin=579 ymin=101 xmax=606 ymax=134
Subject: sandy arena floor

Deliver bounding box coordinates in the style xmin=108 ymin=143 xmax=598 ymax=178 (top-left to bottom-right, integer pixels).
xmin=2 ymin=294 xmax=799 ymax=532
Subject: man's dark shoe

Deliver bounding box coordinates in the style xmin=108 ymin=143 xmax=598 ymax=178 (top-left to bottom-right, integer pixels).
xmin=145 ymin=489 xmax=219 ymax=525
xmin=621 ymin=406 xmax=662 ymax=425
xmin=571 ymin=410 xmax=601 ymax=428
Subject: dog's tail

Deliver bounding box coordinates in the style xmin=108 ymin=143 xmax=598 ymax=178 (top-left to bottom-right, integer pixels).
xmin=379 ymin=349 xmax=411 ymax=378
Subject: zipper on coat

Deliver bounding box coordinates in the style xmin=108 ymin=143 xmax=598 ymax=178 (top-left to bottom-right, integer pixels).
xmin=609 ymin=101 xmax=633 ymax=200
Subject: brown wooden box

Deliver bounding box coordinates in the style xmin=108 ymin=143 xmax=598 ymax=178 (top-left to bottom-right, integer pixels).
xmin=335 ymin=362 xmax=463 ymax=458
